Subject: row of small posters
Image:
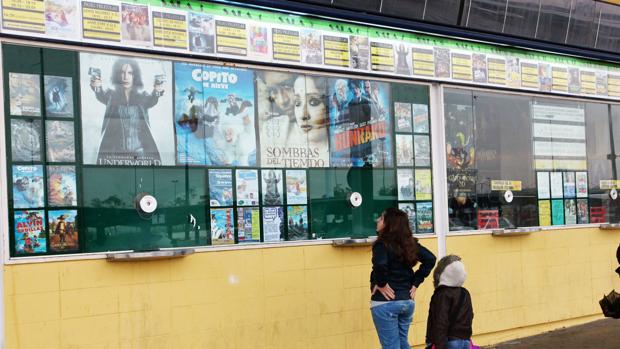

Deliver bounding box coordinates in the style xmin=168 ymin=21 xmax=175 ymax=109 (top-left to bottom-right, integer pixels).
xmin=537 ymin=171 xmax=590 ymax=226
xmin=2 ymin=1 xmax=620 ymax=101
xmin=209 ymin=168 xmax=308 ymax=244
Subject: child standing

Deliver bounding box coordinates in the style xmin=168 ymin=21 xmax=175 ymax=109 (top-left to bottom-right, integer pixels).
xmin=425 ymin=255 xmax=474 ymax=349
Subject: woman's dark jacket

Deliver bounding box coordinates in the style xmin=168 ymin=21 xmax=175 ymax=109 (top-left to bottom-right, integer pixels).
xmin=425 ymin=286 xmax=474 ymax=349
xmin=370 ymin=241 xmax=436 ymax=301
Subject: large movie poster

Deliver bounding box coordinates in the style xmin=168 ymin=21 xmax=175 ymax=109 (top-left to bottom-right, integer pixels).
xmin=14 ymin=210 xmax=46 ymax=255
xmin=12 ymin=165 xmax=44 ymax=208
xmin=174 ymin=63 xmax=256 ymax=166
xmin=80 ymin=52 xmax=174 ymax=165
xmin=328 ymin=78 xmax=391 ymax=167
xmin=48 ymin=209 xmax=79 ymax=252
xmin=257 ymin=71 xmax=329 ymax=167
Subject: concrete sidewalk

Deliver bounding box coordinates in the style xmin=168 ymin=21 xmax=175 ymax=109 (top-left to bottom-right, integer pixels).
xmin=484 ymin=319 xmax=620 ymax=349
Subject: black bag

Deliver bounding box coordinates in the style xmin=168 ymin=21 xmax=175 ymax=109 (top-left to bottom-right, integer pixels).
xmin=599 ymin=289 xmax=620 ymax=319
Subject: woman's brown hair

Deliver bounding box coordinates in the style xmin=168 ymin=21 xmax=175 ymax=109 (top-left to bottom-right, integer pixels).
xmin=375 ymin=207 xmax=419 ymax=267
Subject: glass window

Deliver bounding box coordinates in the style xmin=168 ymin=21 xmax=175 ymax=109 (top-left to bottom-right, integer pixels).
xmin=333 ymin=0 xmax=382 ymax=13
xmin=594 ymin=2 xmax=620 ymax=53
xmin=536 ymin=0 xmax=571 ymax=44
xmin=503 ymin=0 xmax=541 ymax=38
xmin=381 ymin=0 xmax=426 ymax=20
xmin=566 ymin=0 xmax=596 ymax=48
xmin=464 ymin=0 xmax=508 ymax=33
xmin=424 ymin=0 xmax=464 ymax=25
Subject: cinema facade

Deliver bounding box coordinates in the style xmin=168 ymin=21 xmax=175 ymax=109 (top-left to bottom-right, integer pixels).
xmin=1 ymin=0 xmax=619 ymax=348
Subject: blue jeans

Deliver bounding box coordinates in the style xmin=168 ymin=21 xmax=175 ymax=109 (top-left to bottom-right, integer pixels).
xmin=371 ymin=300 xmax=415 ymax=349
xmin=446 ymin=339 xmax=471 ymax=349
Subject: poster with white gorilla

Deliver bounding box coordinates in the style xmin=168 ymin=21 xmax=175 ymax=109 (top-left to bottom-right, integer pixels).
xmin=174 ymin=62 xmax=257 ymax=166
xmin=80 ymin=52 xmax=175 ymax=165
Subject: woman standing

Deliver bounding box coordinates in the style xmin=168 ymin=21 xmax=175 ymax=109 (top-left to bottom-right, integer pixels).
xmin=371 ymin=207 xmax=437 ymax=349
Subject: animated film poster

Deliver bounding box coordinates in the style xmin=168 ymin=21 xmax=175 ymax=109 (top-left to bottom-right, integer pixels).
xmin=398 ymin=202 xmax=416 ymax=233
xmin=285 ymin=170 xmax=307 ymax=205
xmin=257 ymin=72 xmax=329 ymax=168
xmin=175 ymin=62 xmax=256 ymax=166
xmin=45 ymin=0 xmax=79 ymax=39
xmin=576 ymin=172 xmax=588 ymax=198
xmin=209 ymin=169 xmax=233 ymax=207
xmin=287 ymin=205 xmax=308 ymax=241
xmin=349 ymin=35 xmax=369 ymax=70
xmin=577 ymin=198 xmax=589 ymax=224
xmin=395 ymin=134 xmax=413 ymax=167
xmin=300 ymin=29 xmax=323 ymax=65
xmin=14 ymin=210 xmax=46 ymax=255
xmin=412 ymin=104 xmax=429 ymax=133
xmin=120 ymin=3 xmax=152 ymax=47
xmin=397 ymin=169 xmax=414 ymax=201
xmin=236 ymin=169 xmax=259 ymax=206
xmin=564 ymin=199 xmax=577 ymax=225
xmin=46 ymin=120 xmax=75 ymax=162
xmin=262 ymin=206 xmax=284 ymax=242
xmin=9 ymin=73 xmax=41 ymax=116
xmin=328 ymin=78 xmax=392 ymax=167
xmin=80 ymin=52 xmax=174 ymax=166
xmin=44 ymin=76 xmax=74 ymax=117
xmin=416 ymin=202 xmax=433 ymax=233
xmin=12 ymin=165 xmax=45 ymax=209
xmin=262 ymin=169 xmax=284 ymax=205
xmin=237 ymin=207 xmax=260 ymax=242
xmin=394 ymin=102 xmax=412 ymax=133
xmin=47 ymin=166 xmax=77 ymax=207
xmin=415 ymin=169 xmax=432 ymax=201
xmin=248 ymin=23 xmax=270 ymax=61
xmin=48 ymin=209 xmax=79 ymax=252
xmin=188 ymin=12 xmax=215 ymax=54
xmin=11 ymin=119 xmax=41 ymax=162
xmin=210 ymin=208 xmax=234 ymax=245
xmin=414 ymin=135 xmax=431 ymax=167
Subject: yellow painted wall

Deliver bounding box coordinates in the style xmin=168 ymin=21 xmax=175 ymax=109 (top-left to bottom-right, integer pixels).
xmin=4 ymin=228 xmax=620 ymax=349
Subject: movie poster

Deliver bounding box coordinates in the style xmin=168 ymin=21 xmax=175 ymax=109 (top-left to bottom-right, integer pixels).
xmin=394 ymin=102 xmax=412 ymax=133
xmin=415 ymin=169 xmax=432 ymax=201
xmin=394 ymin=44 xmax=412 ymax=75
xmin=263 ymin=206 xmax=284 ymax=242
xmin=48 ymin=209 xmax=79 ymax=252
xmin=120 ymin=3 xmax=151 ymax=46
xmin=11 ymin=119 xmax=41 ymax=162
xmin=328 ymin=78 xmax=391 ymax=167
xmin=46 ymin=121 xmax=75 ymax=162
xmin=398 ymin=202 xmax=416 ymax=233
xmin=44 ymin=76 xmax=73 ymax=118
xmin=396 ymin=134 xmax=413 ymax=167
xmin=248 ymin=23 xmax=270 ymax=60
xmin=563 ymin=172 xmax=576 ymax=198
xmin=236 ymin=169 xmax=259 ymax=206
xmin=287 ymin=205 xmax=308 ymax=241
xmin=80 ymin=52 xmax=174 ymax=165
xmin=45 ymin=0 xmax=79 ymax=39
xmin=539 ymin=63 xmax=552 ymax=92
xmin=188 ymin=12 xmax=215 ymax=54
xmin=596 ymin=71 xmax=608 ymax=96
xmin=447 ymin=168 xmax=476 ymax=198
xmin=286 ymin=170 xmax=307 ymax=205
xmin=262 ymin=169 xmax=283 ymax=205
xmin=576 ymin=172 xmax=588 ymax=198
xmin=397 ymin=169 xmax=414 ymax=201
xmin=568 ymin=68 xmax=581 ymax=94
xmin=412 ymin=104 xmax=429 ymax=134
xmin=564 ymin=199 xmax=577 ymax=225
xmin=506 ymin=57 xmax=520 ymax=88
xmin=349 ymin=35 xmax=369 ymax=70
xmin=12 ymin=165 xmax=45 ymax=208
xmin=577 ymin=198 xmax=589 ymax=224
xmin=445 ymin=102 xmax=474 ymax=169
xmin=550 ymin=172 xmax=563 ymax=198
xmin=416 ymin=202 xmax=433 ymax=233
xmin=237 ymin=207 xmax=260 ymax=242
xmin=538 ymin=200 xmax=551 ymax=226
xmin=300 ymin=29 xmax=322 ymax=65
xmin=551 ymin=199 xmax=564 ymax=225
xmin=14 ymin=210 xmax=46 ymax=254
xmin=47 ymin=165 xmax=77 ymax=207
xmin=174 ymin=63 xmax=256 ymax=166
xmin=414 ymin=135 xmax=431 ymax=167
xmin=537 ymin=172 xmax=550 ymax=199
xmin=209 ymin=169 xmax=233 ymax=207
xmin=9 ymin=73 xmax=41 ymax=117
xmin=434 ymin=48 xmax=450 ymax=78
xmin=257 ymin=71 xmax=329 ymax=167
xmin=472 ymin=53 xmax=487 ymax=83
xmin=210 ymin=208 xmax=234 ymax=245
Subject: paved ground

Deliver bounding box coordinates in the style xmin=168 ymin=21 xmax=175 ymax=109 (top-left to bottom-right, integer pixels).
xmin=484 ymin=318 xmax=620 ymax=349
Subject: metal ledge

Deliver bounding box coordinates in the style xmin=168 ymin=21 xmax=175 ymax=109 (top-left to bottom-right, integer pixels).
xmin=600 ymin=224 xmax=620 ymax=231
xmin=106 ymin=248 xmax=195 ymax=262
xmin=492 ymin=227 xmax=541 ymax=237
xmin=332 ymin=237 xmax=377 ymax=247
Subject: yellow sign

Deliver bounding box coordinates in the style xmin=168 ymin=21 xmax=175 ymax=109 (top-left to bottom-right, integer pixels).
xmin=600 ymin=180 xmax=620 ymax=190
xmin=491 ymin=180 xmax=522 ymax=191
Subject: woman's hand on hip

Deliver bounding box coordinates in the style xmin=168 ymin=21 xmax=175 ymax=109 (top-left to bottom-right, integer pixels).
xmin=410 ymin=286 xmax=417 ymax=300
xmin=375 ymin=283 xmax=395 ymax=300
